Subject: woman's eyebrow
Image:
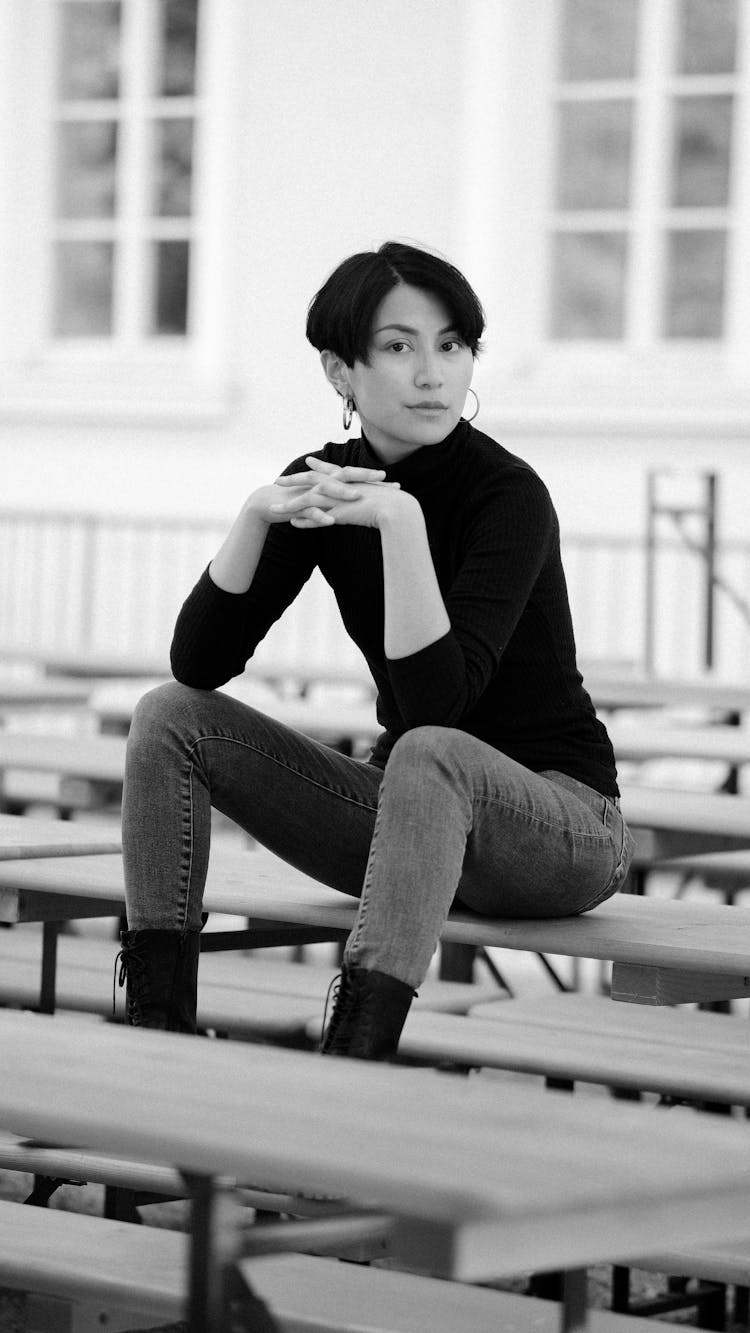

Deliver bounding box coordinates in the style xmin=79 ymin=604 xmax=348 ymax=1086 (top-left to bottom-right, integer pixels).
xmin=373 ymin=323 xmax=458 ymax=336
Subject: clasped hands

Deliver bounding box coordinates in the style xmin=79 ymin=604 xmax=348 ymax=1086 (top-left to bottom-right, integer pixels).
xmin=267 ymin=456 xmax=406 ymax=530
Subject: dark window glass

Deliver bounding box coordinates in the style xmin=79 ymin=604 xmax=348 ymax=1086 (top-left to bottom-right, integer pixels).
xmin=153 ymin=118 xmax=194 ymax=216
xmin=57 ymin=121 xmax=118 ymax=219
xmin=550 ymin=231 xmax=628 ymax=338
xmin=158 ymin=0 xmax=199 ymax=95
xmin=559 ymin=0 xmax=640 ymax=80
xmin=664 ymin=230 xmax=726 ymax=337
xmin=671 ymin=96 xmax=734 ymax=208
xmin=557 ymin=100 xmax=633 ymax=209
xmin=675 ymin=0 xmax=737 ymax=74
xmin=54 ymin=240 xmax=114 ymax=335
xmin=58 ymin=0 xmax=121 ymax=99
xmin=152 ymin=240 xmax=190 ymax=334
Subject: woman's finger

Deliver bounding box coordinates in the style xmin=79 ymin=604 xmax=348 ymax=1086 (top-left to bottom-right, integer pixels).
xmin=303 ymin=456 xmax=340 ymax=474
xmin=305 ymin=457 xmax=387 ymax=484
xmin=270 ymin=489 xmax=338 ymax=514
xmin=274 ymin=471 xmax=320 ymax=489
xmin=290 ymin=508 xmax=335 ymax=528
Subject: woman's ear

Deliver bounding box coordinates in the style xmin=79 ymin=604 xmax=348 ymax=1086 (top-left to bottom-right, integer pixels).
xmin=320 ymin=350 xmax=350 ymax=398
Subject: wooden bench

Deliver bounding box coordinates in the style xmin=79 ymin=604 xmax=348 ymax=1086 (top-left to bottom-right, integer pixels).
xmin=5 ymin=985 xmax=748 ymax=1228
xmin=649 ymin=848 xmax=750 ymax=901
xmin=0 ymin=1197 xmax=659 ymax=1333
xmin=398 ymin=992 xmax=750 ymax=1106
xmin=608 ymin=720 xmax=750 ymax=767
xmin=5 ymin=1011 xmax=750 ymax=1332
xmin=0 ymin=927 xmax=501 ymax=1031
xmin=399 ymin=994 xmax=750 ymax=1329
xmin=2 ymin=842 xmax=750 ymax=1007
xmin=0 ymin=732 xmax=127 ymax=815
xmin=588 ymin=674 xmax=750 ymax=719
xmin=0 ymin=679 xmax=92 ymax=715
xmin=3 ymin=989 xmax=748 ymax=1327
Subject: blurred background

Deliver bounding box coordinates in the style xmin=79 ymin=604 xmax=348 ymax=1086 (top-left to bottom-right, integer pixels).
xmin=1 ymin=0 xmax=749 ymax=682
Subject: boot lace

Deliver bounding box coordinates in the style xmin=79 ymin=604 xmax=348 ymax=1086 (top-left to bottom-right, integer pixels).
xmin=320 ymin=970 xmax=359 ymax=1052
xmin=113 ymin=943 xmax=150 ymax=1024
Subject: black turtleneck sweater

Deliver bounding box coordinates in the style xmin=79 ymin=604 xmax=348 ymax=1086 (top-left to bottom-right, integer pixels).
xmin=171 ymin=421 xmax=619 ymax=796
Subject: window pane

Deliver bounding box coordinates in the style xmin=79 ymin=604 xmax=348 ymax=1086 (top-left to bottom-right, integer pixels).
xmin=671 ymin=96 xmax=733 ymax=207
xmin=151 ymin=241 xmax=190 ymax=334
xmin=550 ymin=232 xmax=628 ymax=338
xmin=559 ymin=0 xmax=640 ymax=80
xmin=58 ymin=0 xmax=121 ymax=99
xmin=54 ymin=240 xmax=114 ymax=335
xmin=158 ymin=0 xmax=199 ymax=96
xmin=57 ymin=121 xmax=118 ymax=218
xmin=664 ymin=230 xmax=726 ymax=337
xmin=556 ymin=101 xmax=633 ymax=209
xmin=153 ymin=119 xmax=194 ymax=216
xmin=676 ymin=0 xmax=737 ymax=74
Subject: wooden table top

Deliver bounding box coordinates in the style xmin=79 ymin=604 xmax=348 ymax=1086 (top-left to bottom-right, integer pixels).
xmin=451 ymin=993 xmax=750 ymax=1106
xmin=610 ymin=722 xmax=750 ymax=765
xmin=3 ymin=1008 xmax=750 ymax=1280
xmin=0 ymin=814 xmax=121 ymax=861
xmin=1 ymin=846 xmax=748 ymax=980
xmin=0 ymin=733 xmax=127 ymax=782
xmin=0 ymin=679 xmax=91 ymax=710
xmin=588 ymin=673 xmax=750 ymax=714
xmin=620 ymin=782 xmax=750 ymax=858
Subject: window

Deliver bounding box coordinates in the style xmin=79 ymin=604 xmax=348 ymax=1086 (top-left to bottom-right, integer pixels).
xmin=51 ymin=0 xmax=200 ymax=342
xmin=549 ymin=0 xmax=740 ymax=342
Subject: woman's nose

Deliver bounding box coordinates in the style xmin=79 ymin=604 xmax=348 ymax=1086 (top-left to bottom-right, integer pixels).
xmin=415 ymin=353 xmax=442 ymax=387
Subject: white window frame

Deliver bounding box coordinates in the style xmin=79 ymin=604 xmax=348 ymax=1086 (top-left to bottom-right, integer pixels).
xmin=0 ymin=0 xmax=241 ymax=424
xmin=460 ymin=0 xmax=750 ymax=432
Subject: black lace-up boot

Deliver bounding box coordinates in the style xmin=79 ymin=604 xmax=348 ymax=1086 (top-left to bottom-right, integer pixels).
xmin=320 ymin=964 xmax=416 ymax=1061
xmin=115 ymin=929 xmax=200 ymax=1032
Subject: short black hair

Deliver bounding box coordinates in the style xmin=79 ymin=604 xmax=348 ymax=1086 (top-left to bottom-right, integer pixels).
xmin=306 ymin=241 xmax=485 ymax=366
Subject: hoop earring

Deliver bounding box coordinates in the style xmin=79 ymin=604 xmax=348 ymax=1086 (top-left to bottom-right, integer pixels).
xmin=342 ymin=394 xmax=355 ymax=431
xmin=464 ymin=387 xmax=480 ymax=423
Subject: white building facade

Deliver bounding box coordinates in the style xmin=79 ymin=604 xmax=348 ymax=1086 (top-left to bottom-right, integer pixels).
xmin=2 ymin=0 xmax=750 ymax=674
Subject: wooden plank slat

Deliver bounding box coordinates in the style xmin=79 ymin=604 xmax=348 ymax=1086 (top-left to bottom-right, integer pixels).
xmin=1 ymin=848 xmax=749 ymax=984
xmin=0 ymin=814 xmax=121 ymax=861
xmin=0 ymin=733 xmax=126 ymax=782
xmin=610 ymin=962 xmax=750 ymax=1005
xmin=0 ymin=1200 xmax=653 ymax=1332
xmin=3 ymin=1010 xmax=750 ymax=1282
xmin=445 ymin=993 xmax=750 ymax=1104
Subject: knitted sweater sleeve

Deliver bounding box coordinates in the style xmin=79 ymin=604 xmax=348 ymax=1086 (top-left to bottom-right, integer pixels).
xmin=386 ymin=467 xmax=556 ymax=727
xmin=170 ymin=458 xmax=321 ymax=689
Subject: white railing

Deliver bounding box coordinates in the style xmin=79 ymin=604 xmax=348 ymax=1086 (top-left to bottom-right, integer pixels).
xmin=1 ymin=508 xmax=749 ymax=681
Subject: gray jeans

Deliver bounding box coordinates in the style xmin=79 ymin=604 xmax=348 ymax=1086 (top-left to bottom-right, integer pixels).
xmin=122 ymin=682 xmax=634 ymax=989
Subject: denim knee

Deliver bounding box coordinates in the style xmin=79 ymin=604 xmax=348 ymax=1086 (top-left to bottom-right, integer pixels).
xmin=128 ymin=680 xmax=202 ymax=749
xmin=389 ymin=725 xmax=461 ymax=758
xmin=386 ymin=725 xmax=468 ymax=788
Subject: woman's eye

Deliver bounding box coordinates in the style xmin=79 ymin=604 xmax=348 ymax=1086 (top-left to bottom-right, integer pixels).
xmin=388 ymin=341 xmax=408 ymax=353
xmin=442 ymin=339 xmax=463 ymax=352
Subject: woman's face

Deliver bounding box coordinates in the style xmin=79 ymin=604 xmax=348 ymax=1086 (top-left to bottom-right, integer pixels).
xmin=346 ymin=284 xmax=475 ymax=465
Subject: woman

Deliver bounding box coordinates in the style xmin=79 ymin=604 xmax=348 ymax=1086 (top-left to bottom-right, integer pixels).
xmin=118 ymin=241 xmax=634 ymax=1059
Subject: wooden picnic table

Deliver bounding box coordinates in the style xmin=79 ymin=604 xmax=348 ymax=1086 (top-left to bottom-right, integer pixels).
xmin=608 ymin=720 xmax=750 ymax=766
xmin=0 ymin=733 xmax=127 ymax=785
xmin=0 ymin=813 xmax=121 ymax=861
xmin=588 ymin=673 xmax=750 ymax=717
xmin=1 ymin=826 xmax=750 ymax=1007
xmin=4 ymin=718 xmax=750 ymax=786
xmin=2 ymin=780 xmax=750 ymax=1011
xmin=3 ymin=1008 xmax=750 ymax=1332
xmin=0 ymin=679 xmax=91 ymax=713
